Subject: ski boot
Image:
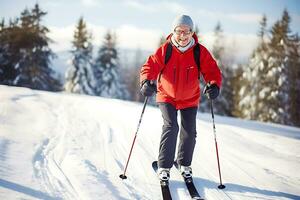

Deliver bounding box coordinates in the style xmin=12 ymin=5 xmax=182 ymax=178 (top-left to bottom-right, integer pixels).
xmin=157 ymin=168 xmax=170 ymax=186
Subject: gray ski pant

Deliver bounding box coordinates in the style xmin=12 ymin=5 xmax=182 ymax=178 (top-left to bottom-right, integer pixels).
xmin=158 ymin=102 xmax=198 ymax=168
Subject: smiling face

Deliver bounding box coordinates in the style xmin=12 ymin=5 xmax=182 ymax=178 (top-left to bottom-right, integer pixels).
xmin=173 ymin=24 xmax=193 ymax=47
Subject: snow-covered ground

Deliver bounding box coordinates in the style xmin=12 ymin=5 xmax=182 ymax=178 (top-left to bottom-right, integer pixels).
xmin=0 ymin=85 xmax=299 ymax=200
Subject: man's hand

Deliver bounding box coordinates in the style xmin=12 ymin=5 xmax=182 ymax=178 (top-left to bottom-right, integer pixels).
xmin=140 ymin=80 xmax=156 ymax=97
xmin=204 ymin=83 xmax=220 ymax=100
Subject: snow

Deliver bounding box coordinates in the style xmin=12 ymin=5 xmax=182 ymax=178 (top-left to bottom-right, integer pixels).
xmin=0 ymin=85 xmax=300 ymax=200
xmin=259 ymin=87 xmax=270 ymax=99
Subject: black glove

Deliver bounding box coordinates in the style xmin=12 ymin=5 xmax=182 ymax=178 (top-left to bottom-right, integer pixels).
xmin=204 ymin=83 xmax=219 ymax=100
xmin=140 ymin=80 xmax=156 ymax=97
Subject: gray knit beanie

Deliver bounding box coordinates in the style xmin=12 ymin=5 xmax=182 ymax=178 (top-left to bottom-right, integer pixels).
xmin=172 ymin=15 xmax=194 ymax=31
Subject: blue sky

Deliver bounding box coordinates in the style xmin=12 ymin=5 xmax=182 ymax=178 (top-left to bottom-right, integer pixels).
xmin=1 ymin=0 xmax=300 ymax=60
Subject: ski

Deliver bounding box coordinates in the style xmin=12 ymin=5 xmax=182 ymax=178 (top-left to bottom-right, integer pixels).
xmin=152 ymin=161 xmax=172 ymax=200
xmin=174 ymin=162 xmax=205 ymax=200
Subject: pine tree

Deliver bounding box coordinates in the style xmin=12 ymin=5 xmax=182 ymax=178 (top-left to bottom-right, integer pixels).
xmin=0 ymin=4 xmax=60 ymax=90
xmin=261 ymin=10 xmax=300 ymax=126
xmin=0 ymin=19 xmax=19 ymax=85
xmin=239 ymin=10 xmax=300 ymax=126
xmin=65 ymin=17 xmax=94 ymax=95
xmin=93 ymin=30 xmax=128 ymax=99
xmin=15 ymin=4 xmax=61 ymax=91
xmin=239 ymin=15 xmax=270 ymax=120
xmin=262 ymin=10 xmax=291 ymax=124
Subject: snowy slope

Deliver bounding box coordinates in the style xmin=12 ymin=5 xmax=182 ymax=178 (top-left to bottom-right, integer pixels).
xmin=0 ymin=85 xmax=299 ymax=200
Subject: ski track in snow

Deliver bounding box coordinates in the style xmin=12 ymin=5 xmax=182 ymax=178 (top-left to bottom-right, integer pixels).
xmin=30 ymin=95 xmax=151 ymax=200
xmin=0 ymin=85 xmax=300 ymax=200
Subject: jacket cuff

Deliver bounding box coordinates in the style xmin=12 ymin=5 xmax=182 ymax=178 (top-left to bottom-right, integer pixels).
xmin=209 ymin=80 xmax=221 ymax=88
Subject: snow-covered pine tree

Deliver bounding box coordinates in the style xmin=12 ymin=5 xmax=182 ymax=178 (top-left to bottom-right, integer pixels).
xmin=261 ymin=10 xmax=293 ymax=124
xmin=65 ymin=17 xmax=94 ymax=95
xmin=239 ymin=15 xmax=270 ymax=120
xmin=1 ymin=4 xmax=61 ymax=91
xmin=93 ymin=30 xmax=128 ymax=99
xmin=239 ymin=10 xmax=299 ymax=126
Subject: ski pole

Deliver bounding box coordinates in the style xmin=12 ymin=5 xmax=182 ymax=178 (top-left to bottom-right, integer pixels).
xmin=210 ymin=99 xmax=226 ymax=189
xmin=119 ymin=96 xmax=149 ymax=180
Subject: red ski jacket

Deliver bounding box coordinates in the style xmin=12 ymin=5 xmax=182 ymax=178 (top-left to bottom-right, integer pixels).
xmin=140 ymin=34 xmax=222 ymax=109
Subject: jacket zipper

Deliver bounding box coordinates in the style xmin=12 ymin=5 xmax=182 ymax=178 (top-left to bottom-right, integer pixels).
xmin=186 ymin=67 xmax=190 ymax=83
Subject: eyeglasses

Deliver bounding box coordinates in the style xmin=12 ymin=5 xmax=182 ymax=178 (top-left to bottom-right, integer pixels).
xmin=174 ymin=29 xmax=192 ymax=36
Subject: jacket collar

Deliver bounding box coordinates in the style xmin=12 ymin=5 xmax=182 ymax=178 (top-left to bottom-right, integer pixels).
xmin=171 ymin=36 xmax=195 ymax=52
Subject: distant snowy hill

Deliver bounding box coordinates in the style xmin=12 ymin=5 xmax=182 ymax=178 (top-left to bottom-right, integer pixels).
xmin=0 ymin=85 xmax=299 ymax=200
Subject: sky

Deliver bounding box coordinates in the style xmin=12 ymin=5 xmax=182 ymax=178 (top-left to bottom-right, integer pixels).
xmin=1 ymin=0 xmax=300 ymax=62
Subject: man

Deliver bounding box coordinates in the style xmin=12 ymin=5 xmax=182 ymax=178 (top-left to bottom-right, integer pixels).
xmin=140 ymin=14 xmax=222 ymax=181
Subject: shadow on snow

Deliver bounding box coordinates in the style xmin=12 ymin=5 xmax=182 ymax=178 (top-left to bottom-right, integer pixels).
xmin=0 ymin=178 xmax=60 ymax=200
xmin=172 ymin=177 xmax=300 ymax=200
